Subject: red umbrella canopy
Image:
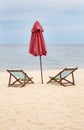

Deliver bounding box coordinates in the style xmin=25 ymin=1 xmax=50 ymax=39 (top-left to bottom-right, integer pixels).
xmin=29 ymin=21 xmax=47 ymax=56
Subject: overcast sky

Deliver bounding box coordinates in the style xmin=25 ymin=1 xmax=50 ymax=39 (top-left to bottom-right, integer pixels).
xmin=0 ymin=0 xmax=84 ymax=44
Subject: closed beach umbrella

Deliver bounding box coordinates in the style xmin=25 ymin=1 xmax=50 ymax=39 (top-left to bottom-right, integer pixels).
xmin=29 ymin=21 xmax=47 ymax=83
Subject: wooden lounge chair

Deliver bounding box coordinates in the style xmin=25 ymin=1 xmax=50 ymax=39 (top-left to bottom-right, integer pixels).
xmin=47 ymin=67 xmax=78 ymax=86
xmin=7 ymin=69 xmax=34 ymax=87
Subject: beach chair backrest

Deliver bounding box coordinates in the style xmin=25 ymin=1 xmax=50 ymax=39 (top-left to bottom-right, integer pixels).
xmin=12 ymin=71 xmax=25 ymax=79
xmin=61 ymin=70 xmax=72 ymax=78
xmin=56 ymin=69 xmax=75 ymax=80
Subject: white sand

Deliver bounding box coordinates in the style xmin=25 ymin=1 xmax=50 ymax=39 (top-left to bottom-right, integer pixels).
xmin=0 ymin=69 xmax=84 ymax=130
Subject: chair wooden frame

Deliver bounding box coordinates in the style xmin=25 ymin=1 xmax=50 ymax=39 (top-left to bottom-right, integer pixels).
xmin=47 ymin=67 xmax=78 ymax=86
xmin=7 ymin=69 xmax=34 ymax=87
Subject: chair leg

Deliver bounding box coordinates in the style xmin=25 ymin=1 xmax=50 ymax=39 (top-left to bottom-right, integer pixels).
xmin=47 ymin=79 xmax=51 ymax=83
xmin=8 ymin=74 xmax=11 ymax=86
xmin=8 ymin=76 xmax=23 ymax=87
xmin=72 ymin=73 xmax=75 ymax=85
xmin=47 ymin=77 xmax=54 ymax=83
xmin=29 ymin=78 xmax=34 ymax=83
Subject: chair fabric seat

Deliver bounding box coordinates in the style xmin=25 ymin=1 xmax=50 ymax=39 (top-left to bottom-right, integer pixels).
xmin=55 ymin=70 xmax=72 ymax=80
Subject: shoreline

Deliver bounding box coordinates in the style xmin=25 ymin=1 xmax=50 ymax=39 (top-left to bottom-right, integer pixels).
xmin=0 ymin=66 xmax=83 ymax=72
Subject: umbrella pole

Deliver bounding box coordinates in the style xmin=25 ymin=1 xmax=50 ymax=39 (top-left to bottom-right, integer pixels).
xmin=40 ymin=56 xmax=43 ymax=84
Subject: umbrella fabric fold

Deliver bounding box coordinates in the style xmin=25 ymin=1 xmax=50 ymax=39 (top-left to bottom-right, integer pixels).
xmin=29 ymin=21 xmax=47 ymax=83
xmin=29 ymin=21 xmax=47 ymax=56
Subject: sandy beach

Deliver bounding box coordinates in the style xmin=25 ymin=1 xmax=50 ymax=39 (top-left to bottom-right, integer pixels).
xmin=0 ymin=69 xmax=84 ymax=130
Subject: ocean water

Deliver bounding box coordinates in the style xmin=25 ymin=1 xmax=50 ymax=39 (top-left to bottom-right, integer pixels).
xmin=0 ymin=44 xmax=84 ymax=71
